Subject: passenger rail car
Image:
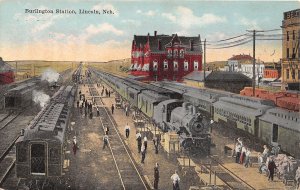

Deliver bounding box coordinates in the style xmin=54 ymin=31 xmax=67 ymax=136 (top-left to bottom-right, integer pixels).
xmin=4 ymin=82 xmax=38 ymax=109
xmin=152 ymin=81 xmax=300 ymax=158
xmin=15 ymin=85 xmax=75 ymax=179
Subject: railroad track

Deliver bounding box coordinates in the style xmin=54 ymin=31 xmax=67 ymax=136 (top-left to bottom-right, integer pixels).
xmin=87 ymin=79 xmax=149 ymax=190
xmin=193 ymin=155 xmax=255 ymax=190
xmin=0 ymin=111 xmax=23 ymax=130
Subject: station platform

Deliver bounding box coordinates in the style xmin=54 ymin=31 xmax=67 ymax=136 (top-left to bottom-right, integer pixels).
xmin=65 ymin=81 xmax=294 ymax=190
xmin=64 ymin=83 xmax=201 ymax=190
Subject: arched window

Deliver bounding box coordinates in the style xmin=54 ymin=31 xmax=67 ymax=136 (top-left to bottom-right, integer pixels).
xmin=173 ymin=49 xmax=178 ymax=58
xmin=163 ymin=60 xmax=168 ymax=70
xmin=194 ymin=61 xmax=198 ymax=70
xmin=167 ymin=49 xmax=172 ymax=57
xmin=180 ymin=49 xmax=184 ymax=58
xmin=153 ymin=60 xmax=158 ymax=71
xmin=184 ymin=60 xmax=189 ymax=71
xmin=173 ymin=61 xmax=178 ymax=71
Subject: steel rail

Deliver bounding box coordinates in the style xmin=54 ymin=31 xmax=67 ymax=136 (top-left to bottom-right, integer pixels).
xmin=87 ymin=79 xmax=148 ymax=190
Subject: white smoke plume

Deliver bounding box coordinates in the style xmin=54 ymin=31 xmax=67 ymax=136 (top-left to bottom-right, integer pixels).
xmin=32 ymin=90 xmax=50 ymax=108
xmin=41 ymin=68 xmax=60 ymax=83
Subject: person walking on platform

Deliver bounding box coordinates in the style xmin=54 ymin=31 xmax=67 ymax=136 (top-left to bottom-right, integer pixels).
xmin=240 ymin=146 xmax=246 ymax=164
xmin=143 ymin=136 xmax=148 ymax=152
xmin=105 ymin=126 xmax=109 ymax=135
xmin=154 ymin=163 xmax=159 ymax=189
xmin=77 ymin=100 xmax=79 ymax=108
xmin=108 ymin=90 xmax=111 ymax=97
xmin=136 ymin=131 xmax=142 ymax=153
xmin=171 ymin=170 xmax=180 ymax=190
xmin=111 ymin=104 xmax=115 ymax=115
xmin=268 ymin=158 xmax=277 ymax=181
xmin=153 ymin=136 xmax=159 ymax=154
xmin=103 ymin=134 xmax=109 ymax=149
xmin=244 ymin=148 xmax=251 ymax=168
xmin=235 ymin=142 xmax=242 ymax=163
xmin=72 ymin=136 xmax=78 ymax=155
xmin=141 ymin=144 xmax=146 ymax=164
xmin=125 ymin=123 xmax=130 ymax=138
xmin=125 ymin=106 xmax=129 ymax=117
xmin=96 ymin=107 xmax=100 ymax=117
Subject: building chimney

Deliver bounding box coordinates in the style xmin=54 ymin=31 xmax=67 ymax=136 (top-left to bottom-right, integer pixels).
xmin=154 ymin=31 xmax=157 ymax=36
xmin=190 ymin=40 xmax=194 ymax=51
xmin=158 ymin=39 xmax=161 ymax=51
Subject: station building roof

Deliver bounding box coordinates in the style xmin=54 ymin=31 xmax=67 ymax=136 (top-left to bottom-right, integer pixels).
xmin=205 ymin=71 xmax=251 ymax=82
xmin=183 ymin=71 xmax=212 ymax=82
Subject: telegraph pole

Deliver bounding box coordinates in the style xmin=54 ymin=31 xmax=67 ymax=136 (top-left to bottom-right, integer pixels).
xmin=204 ymin=38 xmax=206 ymax=82
xmin=252 ymin=30 xmax=256 ymax=96
xmin=246 ymin=30 xmax=257 ymax=97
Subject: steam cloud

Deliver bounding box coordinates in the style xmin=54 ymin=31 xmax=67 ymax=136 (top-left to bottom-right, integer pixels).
xmin=41 ymin=68 xmax=60 ymax=83
xmin=32 ymin=90 xmax=50 ymax=108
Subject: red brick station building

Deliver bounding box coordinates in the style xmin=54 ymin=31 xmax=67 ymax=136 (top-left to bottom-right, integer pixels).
xmin=130 ymin=31 xmax=203 ymax=81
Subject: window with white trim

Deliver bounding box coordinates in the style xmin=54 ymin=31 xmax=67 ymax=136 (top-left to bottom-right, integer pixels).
xmin=194 ymin=61 xmax=198 ymax=70
xmin=184 ymin=60 xmax=189 ymax=71
xmin=153 ymin=61 xmax=158 ymax=71
xmin=173 ymin=61 xmax=178 ymax=71
xmin=180 ymin=49 xmax=184 ymax=58
xmin=163 ymin=60 xmax=168 ymax=70
xmin=173 ymin=49 xmax=178 ymax=58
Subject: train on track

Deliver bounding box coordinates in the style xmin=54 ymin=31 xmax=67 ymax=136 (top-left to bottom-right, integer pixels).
xmin=91 ymin=69 xmax=211 ymax=154
xmin=15 ymin=85 xmax=75 ymax=179
xmin=153 ymin=81 xmax=300 ymax=158
xmin=92 ymin=69 xmax=300 ymax=158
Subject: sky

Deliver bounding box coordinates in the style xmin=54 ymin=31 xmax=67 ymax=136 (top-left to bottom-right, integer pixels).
xmin=0 ymin=0 xmax=298 ymax=62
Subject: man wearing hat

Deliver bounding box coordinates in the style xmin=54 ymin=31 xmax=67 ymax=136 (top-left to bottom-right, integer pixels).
xmin=72 ymin=136 xmax=78 ymax=155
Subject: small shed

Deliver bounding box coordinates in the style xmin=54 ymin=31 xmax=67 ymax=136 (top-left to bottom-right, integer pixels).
xmin=183 ymin=71 xmax=211 ymax=88
xmin=205 ymin=71 xmax=252 ymax=93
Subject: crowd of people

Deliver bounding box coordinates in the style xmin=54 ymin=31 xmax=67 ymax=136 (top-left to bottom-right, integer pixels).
xmin=233 ymin=138 xmax=300 ymax=187
xmin=73 ymin=84 xmax=183 ymax=190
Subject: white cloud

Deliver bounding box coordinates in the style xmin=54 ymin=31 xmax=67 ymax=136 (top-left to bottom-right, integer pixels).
xmin=162 ymin=6 xmax=226 ymax=29
xmin=121 ymin=19 xmax=141 ymax=26
xmin=239 ymin=17 xmax=261 ymax=30
xmin=92 ymin=3 xmax=118 ymax=16
xmin=50 ymin=23 xmax=124 ymax=44
xmin=162 ymin=13 xmax=176 ymax=22
xmin=145 ymin=10 xmax=156 ymax=16
xmin=137 ymin=9 xmax=156 ymax=17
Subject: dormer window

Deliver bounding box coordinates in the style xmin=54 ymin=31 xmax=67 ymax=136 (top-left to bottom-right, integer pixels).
xmin=153 ymin=60 xmax=158 ymax=71
xmin=163 ymin=60 xmax=168 ymax=70
xmin=180 ymin=49 xmax=184 ymax=58
xmin=167 ymin=49 xmax=172 ymax=57
xmin=173 ymin=49 xmax=178 ymax=58
xmin=184 ymin=60 xmax=189 ymax=71
xmin=194 ymin=61 xmax=198 ymax=70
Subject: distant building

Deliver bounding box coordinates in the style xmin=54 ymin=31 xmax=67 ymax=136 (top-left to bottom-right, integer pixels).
xmin=130 ymin=31 xmax=203 ymax=81
xmin=205 ymin=71 xmax=252 ymax=93
xmin=281 ymin=9 xmax=300 ymax=90
xmin=263 ymin=63 xmax=281 ymax=82
xmin=227 ymin=54 xmax=253 ymax=72
xmin=183 ymin=71 xmax=212 ymax=88
xmin=240 ymin=62 xmax=265 ymax=82
xmin=0 ymin=57 xmax=14 ymax=85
